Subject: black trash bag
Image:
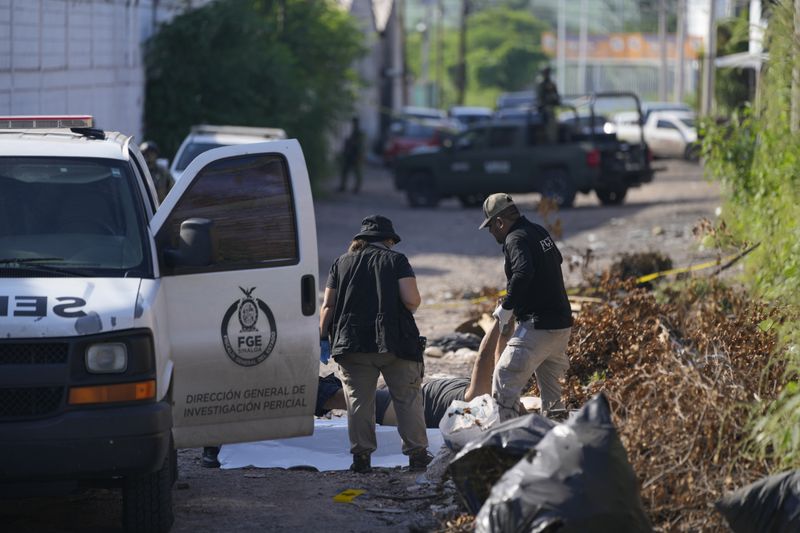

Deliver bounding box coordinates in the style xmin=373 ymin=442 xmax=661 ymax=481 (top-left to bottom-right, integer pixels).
xmin=448 ymin=414 xmax=556 ymax=514
xmin=475 ymin=393 xmax=651 ymax=533
xmin=716 ymin=470 xmax=800 ymax=533
xmin=428 ymin=332 xmax=482 ymax=352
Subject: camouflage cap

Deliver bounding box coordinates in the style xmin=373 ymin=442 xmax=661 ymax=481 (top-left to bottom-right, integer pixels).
xmin=479 ymin=193 xmax=515 ymax=229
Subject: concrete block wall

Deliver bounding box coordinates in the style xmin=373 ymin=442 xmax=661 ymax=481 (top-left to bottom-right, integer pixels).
xmin=0 ymin=0 xmax=199 ymax=140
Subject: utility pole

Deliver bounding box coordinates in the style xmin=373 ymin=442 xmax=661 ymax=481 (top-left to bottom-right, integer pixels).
xmin=658 ymin=0 xmax=668 ymax=101
xmin=701 ymin=0 xmax=717 ymax=115
xmin=674 ymin=0 xmax=686 ymax=103
xmin=456 ymin=0 xmax=469 ymax=105
xmin=557 ymin=0 xmax=566 ymax=93
xmin=436 ymin=0 xmax=444 ymax=108
xmin=578 ymin=0 xmax=588 ymax=94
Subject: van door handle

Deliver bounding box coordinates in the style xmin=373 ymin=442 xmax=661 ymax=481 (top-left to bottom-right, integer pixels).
xmin=301 ymin=275 xmax=316 ymax=316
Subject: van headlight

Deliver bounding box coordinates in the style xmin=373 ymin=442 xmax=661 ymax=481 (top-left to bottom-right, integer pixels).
xmin=86 ymin=343 xmax=128 ymax=373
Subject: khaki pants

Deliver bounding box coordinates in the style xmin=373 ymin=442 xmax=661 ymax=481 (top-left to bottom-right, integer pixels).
xmin=492 ymin=323 xmax=572 ymax=422
xmin=337 ymin=352 xmax=427 ymax=455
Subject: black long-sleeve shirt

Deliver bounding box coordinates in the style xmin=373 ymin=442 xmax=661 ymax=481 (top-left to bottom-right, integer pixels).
xmin=501 ymin=217 xmax=573 ymax=329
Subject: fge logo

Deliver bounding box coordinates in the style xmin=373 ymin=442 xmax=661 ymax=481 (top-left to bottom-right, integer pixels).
xmin=540 ymin=236 xmax=554 ymax=252
xmin=220 ymin=287 xmax=277 ymax=367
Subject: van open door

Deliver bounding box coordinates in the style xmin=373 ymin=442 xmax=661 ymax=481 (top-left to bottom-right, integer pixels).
xmin=150 ymin=140 xmax=319 ymax=448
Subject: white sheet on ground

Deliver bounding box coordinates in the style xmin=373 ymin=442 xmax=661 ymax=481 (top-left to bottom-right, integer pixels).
xmin=219 ymin=417 xmax=444 ymax=471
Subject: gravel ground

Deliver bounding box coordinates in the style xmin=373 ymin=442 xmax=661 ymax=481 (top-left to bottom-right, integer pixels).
xmin=1 ymin=159 xmax=719 ymax=532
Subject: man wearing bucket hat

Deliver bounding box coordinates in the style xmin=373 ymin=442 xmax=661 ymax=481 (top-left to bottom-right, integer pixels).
xmin=480 ymin=193 xmax=573 ymax=421
xmin=320 ymin=215 xmax=432 ymax=473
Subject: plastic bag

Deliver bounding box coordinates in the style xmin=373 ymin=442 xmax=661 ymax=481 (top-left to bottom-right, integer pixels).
xmin=439 ymin=394 xmax=500 ymax=452
xmin=475 ymin=393 xmax=651 ymax=533
xmin=448 ymin=413 xmax=556 ymax=514
xmin=716 ymin=470 xmax=800 ymax=533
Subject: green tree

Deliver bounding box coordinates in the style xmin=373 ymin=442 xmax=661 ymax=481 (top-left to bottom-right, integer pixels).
xmin=143 ymin=0 xmax=364 ymax=182
xmin=407 ymin=5 xmax=548 ymax=108
xmin=714 ymin=11 xmax=752 ymax=114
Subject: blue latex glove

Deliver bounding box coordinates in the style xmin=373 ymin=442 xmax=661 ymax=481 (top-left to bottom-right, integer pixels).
xmin=320 ymin=338 xmax=331 ymax=364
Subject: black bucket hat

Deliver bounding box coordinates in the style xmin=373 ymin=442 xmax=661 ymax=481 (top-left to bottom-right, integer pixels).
xmin=354 ymin=215 xmax=401 ymax=244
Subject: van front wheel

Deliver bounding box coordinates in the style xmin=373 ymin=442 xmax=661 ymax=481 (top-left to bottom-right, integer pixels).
xmin=123 ymin=449 xmax=175 ymax=533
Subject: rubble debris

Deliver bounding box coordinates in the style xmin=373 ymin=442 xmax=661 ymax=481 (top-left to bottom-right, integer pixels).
xmin=562 ymin=276 xmax=784 ymax=530
xmin=608 ymin=250 xmax=672 ymax=283
xmin=427 ymin=332 xmax=482 ymax=353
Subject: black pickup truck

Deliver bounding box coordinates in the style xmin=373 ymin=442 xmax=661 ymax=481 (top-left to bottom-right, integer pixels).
xmin=392 ymin=92 xmax=654 ymax=208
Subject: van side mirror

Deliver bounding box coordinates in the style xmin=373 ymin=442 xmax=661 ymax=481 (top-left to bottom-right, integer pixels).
xmin=164 ymin=218 xmax=216 ymax=268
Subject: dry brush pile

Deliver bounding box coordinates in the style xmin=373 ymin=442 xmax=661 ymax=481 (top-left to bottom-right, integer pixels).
xmin=565 ymin=274 xmax=785 ymax=531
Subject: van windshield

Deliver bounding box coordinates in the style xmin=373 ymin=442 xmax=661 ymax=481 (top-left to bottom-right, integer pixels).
xmin=0 ymin=157 xmax=151 ymax=278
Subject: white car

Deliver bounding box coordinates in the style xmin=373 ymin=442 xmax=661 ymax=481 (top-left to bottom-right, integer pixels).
xmin=613 ymin=110 xmax=699 ymax=161
xmin=0 ymin=115 xmax=317 ymax=531
xmin=170 ymin=124 xmax=287 ymax=182
xmin=448 ymin=106 xmax=492 ymax=130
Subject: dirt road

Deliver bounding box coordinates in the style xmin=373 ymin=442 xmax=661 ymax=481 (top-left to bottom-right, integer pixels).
xmin=1 ymin=159 xmax=718 ymax=532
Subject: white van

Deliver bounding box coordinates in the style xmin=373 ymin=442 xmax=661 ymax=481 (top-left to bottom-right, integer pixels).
xmin=170 ymin=124 xmax=288 ymax=183
xmin=0 ymin=116 xmax=319 ymax=532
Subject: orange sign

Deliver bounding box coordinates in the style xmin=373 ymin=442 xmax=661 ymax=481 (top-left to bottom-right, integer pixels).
xmin=542 ymin=32 xmax=702 ymax=61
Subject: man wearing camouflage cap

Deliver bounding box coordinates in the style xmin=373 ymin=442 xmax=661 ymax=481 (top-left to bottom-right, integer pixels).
xmin=480 ymin=193 xmax=573 ymax=421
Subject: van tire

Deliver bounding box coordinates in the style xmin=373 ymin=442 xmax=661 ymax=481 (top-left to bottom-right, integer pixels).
xmin=540 ymin=168 xmax=576 ymax=208
xmin=406 ymin=172 xmax=439 ymax=208
xmin=123 ymin=450 xmax=175 ymax=533
xmin=595 ymin=186 xmax=628 ymax=205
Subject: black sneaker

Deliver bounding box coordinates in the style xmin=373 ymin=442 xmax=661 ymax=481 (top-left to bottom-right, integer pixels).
xmin=202 ymin=446 xmax=221 ymax=469
xmin=408 ymin=449 xmax=433 ymax=472
xmin=350 ymin=452 xmax=372 ymax=474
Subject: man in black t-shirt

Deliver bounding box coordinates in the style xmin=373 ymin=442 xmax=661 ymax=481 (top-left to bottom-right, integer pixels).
xmin=480 ymin=193 xmax=573 ymax=421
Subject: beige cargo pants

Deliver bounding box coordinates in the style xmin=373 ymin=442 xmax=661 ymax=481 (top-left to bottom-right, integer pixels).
xmin=492 ymin=322 xmax=572 ymax=422
xmin=337 ymin=352 xmax=428 ymax=456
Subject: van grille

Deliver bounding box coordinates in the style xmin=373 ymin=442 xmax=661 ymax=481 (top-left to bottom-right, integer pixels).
xmin=0 ymin=343 xmax=69 ymax=365
xmin=0 ymin=386 xmax=64 ymax=418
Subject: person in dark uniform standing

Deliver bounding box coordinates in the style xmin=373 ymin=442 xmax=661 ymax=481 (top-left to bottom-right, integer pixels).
xmin=536 ymin=67 xmax=560 ymax=143
xmin=139 ymin=141 xmax=173 ymax=202
xmin=479 ymin=193 xmax=573 ymax=421
xmin=319 ymin=215 xmax=431 ymax=473
xmin=338 ymin=117 xmax=364 ymax=193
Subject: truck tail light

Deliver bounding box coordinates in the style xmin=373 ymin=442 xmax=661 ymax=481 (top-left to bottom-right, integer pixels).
xmin=68 ymin=380 xmax=156 ymax=405
xmin=586 ymin=149 xmax=601 ymax=168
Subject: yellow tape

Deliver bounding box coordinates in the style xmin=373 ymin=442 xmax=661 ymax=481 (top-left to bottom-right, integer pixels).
xmin=333 ymin=489 xmax=366 ymax=503
xmin=423 ymin=250 xmax=749 ymax=310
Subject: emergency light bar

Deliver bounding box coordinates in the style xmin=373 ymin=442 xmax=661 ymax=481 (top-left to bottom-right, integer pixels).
xmin=0 ymin=115 xmax=94 ymax=129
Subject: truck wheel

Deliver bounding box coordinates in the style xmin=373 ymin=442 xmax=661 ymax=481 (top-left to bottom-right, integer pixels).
xmin=540 ymin=168 xmax=576 ymax=208
xmin=406 ymin=173 xmax=440 ymax=208
xmin=684 ymin=143 xmax=701 ymax=162
xmin=458 ymin=193 xmax=485 ymax=208
xmin=595 ymin=186 xmax=628 ymax=205
xmin=123 ymin=450 xmax=175 ymax=533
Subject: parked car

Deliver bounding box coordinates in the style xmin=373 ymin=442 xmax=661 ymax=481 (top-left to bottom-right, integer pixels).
xmin=496 ymin=91 xmax=536 ymax=110
xmin=449 ymin=106 xmax=493 ymax=130
xmin=640 ymin=101 xmax=693 ymax=122
xmin=170 ymin=124 xmax=287 ymax=182
xmin=613 ymin=110 xmax=699 ymax=161
xmin=382 ymin=117 xmax=458 ymax=165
